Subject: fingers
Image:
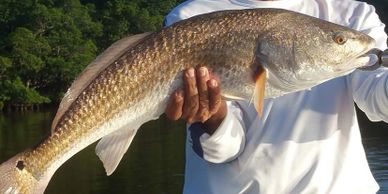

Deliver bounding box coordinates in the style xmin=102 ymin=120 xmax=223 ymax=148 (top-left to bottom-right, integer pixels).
xmin=165 ymin=67 xmax=224 ymax=124
xmin=208 ymin=79 xmax=222 ymax=115
xmin=165 ymin=90 xmax=184 ymax=121
xmin=196 ymin=67 xmax=210 ymax=122
xmin=182 ymin=68 xmax=199 ymax=123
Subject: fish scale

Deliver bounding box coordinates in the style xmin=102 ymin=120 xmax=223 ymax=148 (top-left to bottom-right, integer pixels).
xmin=0 ymin=8 xmax=375 ymax=194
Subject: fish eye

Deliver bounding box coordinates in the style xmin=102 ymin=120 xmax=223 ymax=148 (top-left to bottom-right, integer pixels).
xmin=334 ymin=33 xmax=347 ymax=45
xmin=16 ymin=160 xmax=25 ymax=170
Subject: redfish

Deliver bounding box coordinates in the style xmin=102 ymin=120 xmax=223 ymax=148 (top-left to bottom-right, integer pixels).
xmin=0 ymin=8 xmax=375 ymax=194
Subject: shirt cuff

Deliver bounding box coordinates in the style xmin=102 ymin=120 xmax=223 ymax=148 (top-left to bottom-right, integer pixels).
xmin=187 ymin=103 xmax=246 ymax=163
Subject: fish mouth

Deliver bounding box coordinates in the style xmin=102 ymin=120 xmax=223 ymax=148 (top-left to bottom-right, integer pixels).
xmin=337 ymin=56 xmax=373 ymax=72
xmin=354 ymin=37 xmax=378 ymax=69
xmin=356 ymin=48 xmax=381 ymax=71
xmin=335 ymin=43 xmax=377 ymax=73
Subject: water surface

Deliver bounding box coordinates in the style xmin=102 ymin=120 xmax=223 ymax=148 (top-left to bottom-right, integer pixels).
xmin=1 ymin=110 xmax=388 ymax=193
xmin=0 ymin=109 xmax=185 ymax=194
xmin=364 ymin=137 xmax=388 ymax=194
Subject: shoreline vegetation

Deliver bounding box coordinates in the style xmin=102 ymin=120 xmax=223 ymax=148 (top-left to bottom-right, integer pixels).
xmin=0 ymin=0 xmax=386 ymax=112
xmin=0 ymin=0 xmax=183 ymax=111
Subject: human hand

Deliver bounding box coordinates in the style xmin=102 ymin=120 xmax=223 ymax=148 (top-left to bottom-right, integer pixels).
xmin=165 ymin=67 xmax=227 ymax=135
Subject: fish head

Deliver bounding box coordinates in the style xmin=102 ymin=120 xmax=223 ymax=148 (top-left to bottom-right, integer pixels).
xmin=292 ymin=25 xmax=376 ymax=77
xmin=258 ymin=12 xmax=376 ymax=93
xmin=0 ymin=152 xmax=48 ymax=194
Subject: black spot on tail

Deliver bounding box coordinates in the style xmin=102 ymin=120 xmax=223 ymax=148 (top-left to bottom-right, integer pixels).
xmin=16 ymin=160 xmax=25 ymax=170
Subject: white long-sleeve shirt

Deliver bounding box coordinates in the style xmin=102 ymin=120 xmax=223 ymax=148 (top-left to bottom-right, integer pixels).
xmin=165 ymin=0 xmax=388 ymax=193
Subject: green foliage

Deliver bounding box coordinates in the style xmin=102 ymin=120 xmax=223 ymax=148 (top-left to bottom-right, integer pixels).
xmin=0 ymin=0 xmax=103 ymax=109
xmin=3 ymin=77 xmax=50 ymax=105
xmin=0 ymin=56 xmax=12 ymax=79
xmin=86 ymin=0 xmax=183 ymax=49
xmin=8 ymin=27 xmax=49 ymax=79
xmin=0 ymin=0 xmax=183 ymax=110
xmin=0 ymin=56 xmax=12 ymax=109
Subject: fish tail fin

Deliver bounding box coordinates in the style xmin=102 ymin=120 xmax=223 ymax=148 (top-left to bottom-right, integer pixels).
xmin=0 ymin=152 xmax=47 ymax=194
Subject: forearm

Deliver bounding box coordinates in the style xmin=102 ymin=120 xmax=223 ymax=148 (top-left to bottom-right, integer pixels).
xmin=349 ymin=3 xmax=388 ymax=122
xmin=351 ymin=68 xmax=388 ymax=122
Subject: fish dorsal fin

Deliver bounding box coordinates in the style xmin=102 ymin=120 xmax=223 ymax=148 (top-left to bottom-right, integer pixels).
xmin=254 ymin=66 xmax=266 ymax=117
xmin=96 ymin=126 xmax=139 ymax=176
xmin=51 ymin=32 xmax=152 ymax=131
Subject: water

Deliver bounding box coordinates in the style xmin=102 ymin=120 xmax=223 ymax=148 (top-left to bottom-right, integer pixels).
xmin=1 ymin=109 xmax=388 ymax=193
xmin=0 ymin=109 xmax=186 ymax=194
xmin=364 ymin=137 xmax=388 ymax=194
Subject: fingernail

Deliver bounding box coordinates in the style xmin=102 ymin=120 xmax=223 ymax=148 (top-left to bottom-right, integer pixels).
xmin=176 ymin=90 xmax=183 ymax=100
xmin=187 ymin=68 xmax=195 ymax=77
xmin=210 ymin=79 xmax=218 ymax=87
xmin=199 ymin=67 xmax=207 ymax=77
xmin=200 ymin=115 xmax=208 ymax=123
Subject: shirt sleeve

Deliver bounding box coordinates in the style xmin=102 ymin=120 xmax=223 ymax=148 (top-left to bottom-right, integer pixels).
xmin=348 ymin=3 xmax=388 ymax=122
xmin=163 ymin=1 xmax=193 ymax=26
xmin=187 ymin=101 xmax=246 ymax=163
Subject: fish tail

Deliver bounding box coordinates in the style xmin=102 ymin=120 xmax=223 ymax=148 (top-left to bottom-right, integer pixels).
xmin=0 ymin=152 xmax=47 ymax=194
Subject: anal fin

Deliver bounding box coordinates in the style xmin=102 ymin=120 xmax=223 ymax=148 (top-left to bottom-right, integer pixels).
xmin=95 ymin=127 xmax=139 ymax=176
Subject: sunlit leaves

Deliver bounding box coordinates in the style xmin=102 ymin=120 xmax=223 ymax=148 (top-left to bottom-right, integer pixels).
xmin=0 ymin=0 xmax=101 ymax=108
xmin=90 ymin=0 xmax=183 ymax=49
xmin=0 ymin=0 xmax=184 ymax=109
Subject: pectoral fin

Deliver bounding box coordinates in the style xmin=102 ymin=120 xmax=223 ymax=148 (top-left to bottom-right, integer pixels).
xmin=254 ymin=66 xmax=266 ymax=117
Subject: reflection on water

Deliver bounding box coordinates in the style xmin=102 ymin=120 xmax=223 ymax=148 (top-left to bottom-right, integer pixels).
xmin=0 ymin=109 xmax=186 ymax=194
xmin=364 ymin=137 xmax=388 ymax=194
xmin=1 ymin=109 xmax=388 ymax=193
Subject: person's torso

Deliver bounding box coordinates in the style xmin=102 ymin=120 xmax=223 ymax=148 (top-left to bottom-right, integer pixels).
xmin=166 ymin=0 xmax=379 ymax=193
